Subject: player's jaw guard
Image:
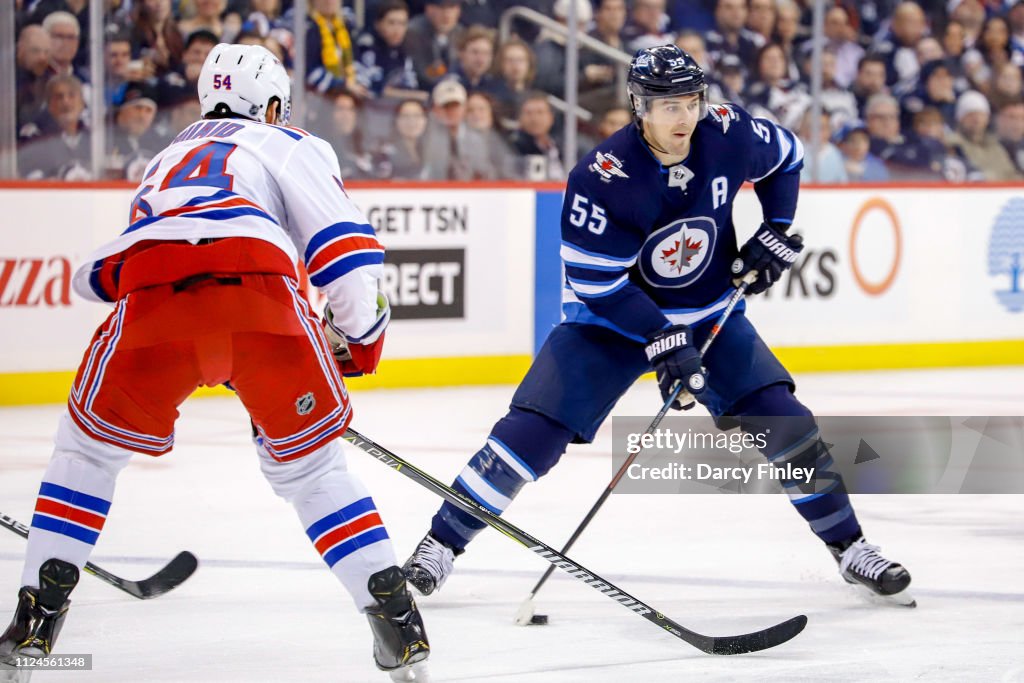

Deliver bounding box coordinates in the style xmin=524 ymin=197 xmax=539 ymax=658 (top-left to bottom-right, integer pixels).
xmin=627 ymin=45 xmax=708 ymax=129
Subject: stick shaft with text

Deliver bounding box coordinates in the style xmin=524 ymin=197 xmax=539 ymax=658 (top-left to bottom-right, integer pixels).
xmin=342 ymin=427 xmax=805 ymax=655
xmin=514 ymin=271 xmax=758 ymax=626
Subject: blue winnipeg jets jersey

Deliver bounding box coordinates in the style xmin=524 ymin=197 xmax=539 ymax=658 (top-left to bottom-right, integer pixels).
xmin=560 ymin=103 xmax=804 ymax=342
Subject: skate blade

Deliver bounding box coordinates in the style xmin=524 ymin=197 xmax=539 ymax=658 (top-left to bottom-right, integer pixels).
xmin=388 ymin=661 xmax=430 ymax=682
xmin=851 ymin=584 xmax=917 ymax=608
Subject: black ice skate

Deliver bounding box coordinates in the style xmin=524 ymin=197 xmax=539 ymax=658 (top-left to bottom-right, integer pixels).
xmin=402 ymin=533 xmax=459 ymax=596
xmin=829 ymin=536 xmax=916 ymax=607
xmin=0 ymin=559 xmax=80 ymax=682
xmin=365 ymin=566 xmax=429 ymax=681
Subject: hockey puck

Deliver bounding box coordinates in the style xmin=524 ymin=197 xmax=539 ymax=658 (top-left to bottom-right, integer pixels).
xmin=530 ymin=614 xmax=549 ymax=625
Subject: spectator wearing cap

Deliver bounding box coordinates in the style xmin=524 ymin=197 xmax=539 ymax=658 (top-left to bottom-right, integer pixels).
xmin=488 ymin=38 xmax=537 ymax=127
xmin=995 ymin=98 xmax=1024 ymax=174
xmin=900 ymin=59 xmax=958 ymax=132
xmin=852 ymin=54 xmax=889 ymax=119
xmin=743 ymin=43 xmax=809 ymax=130
xmin=129 ymin=0 xmax=185 ymax=76
xmin=157 ymin=29 xmax=218 ymax=109
xmin=834 ymin=120 xmax=890 ymax=182
xmin=18 ymin=74 xmax=92 ymax=180
xmin=870 ymin=1 xmax=927 ymax=98
xmin=533 ymin=0 xmax=593 ymax=99
xmin=354 ymin=0 xmax=420 ymax=99
xmin=405 ymin=0 xmax=464 ymax=91
xmin=705 ymin=0 xmax=764 ymax=75
xmin=947 ymin=89 xmax=1023 ymax=180
xmin=451 ymin=25 xmax=499 ymax=93
xmin=43 ymin=12 xmax=88 ymax=84
xmin=623 ymin=0 xmax=674 ymax=53
xmin=107 ymin=82 xmax=163 ymax=181
xmin=306 ymin=0 xmax=367 ymax=98
xmin=423 ymin=79 xmax=496 ymax=180
xmin=509 ymin=92 xmax=566 ymax=181
xmin=16 ymin=25 xmax=54 ymax=130
xmin=580 ymin=0 xmax=629 ymax=95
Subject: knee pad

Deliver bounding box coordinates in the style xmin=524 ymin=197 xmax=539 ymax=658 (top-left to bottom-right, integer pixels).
xmin=258 ymin=439 xmax=349 ymax=502
xmin=54 ymin=413 xmax=133 ymax=476
xmin=491 ymin=407 xmax=577 ymax=479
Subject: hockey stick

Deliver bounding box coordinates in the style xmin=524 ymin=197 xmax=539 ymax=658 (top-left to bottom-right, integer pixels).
xmin=343 ymin=426 xmax=806 ymax=655
xmin=0 ymin=512 xmax=198 ymax=600
xmin=515 ymin=272 xmax=757 ymax=626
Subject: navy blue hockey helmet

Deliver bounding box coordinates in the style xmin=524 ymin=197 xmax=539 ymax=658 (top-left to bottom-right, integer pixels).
xmin=627 ymin=45 xmax=708 ymax=124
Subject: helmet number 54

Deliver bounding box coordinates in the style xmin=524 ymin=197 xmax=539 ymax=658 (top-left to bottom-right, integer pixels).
xmin=568 ymin=193 xmax=607 ymax=235
xmin=212 ymin=74 xmax=233 ymax=90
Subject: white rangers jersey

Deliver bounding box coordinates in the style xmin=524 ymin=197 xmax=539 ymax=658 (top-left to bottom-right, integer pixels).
xmin=72 ymin=118 xmax=384 ymax=340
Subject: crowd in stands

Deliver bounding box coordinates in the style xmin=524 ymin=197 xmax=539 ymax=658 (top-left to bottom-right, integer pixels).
xmin=13 ymin=0 xmax=1024 ymax=182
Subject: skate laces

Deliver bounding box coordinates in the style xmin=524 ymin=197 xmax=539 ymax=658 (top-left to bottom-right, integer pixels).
xmin=840 ymin=539 xmax=893 ymax=580
xmin=412 ymin=536 xmax=454 ymax=585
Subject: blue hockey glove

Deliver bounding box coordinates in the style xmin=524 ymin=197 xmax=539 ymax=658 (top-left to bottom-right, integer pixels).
xmin=732 ymin=223 xmax=804 ymax=295
xmin=644 ymin=324 xmax=705 ymax=411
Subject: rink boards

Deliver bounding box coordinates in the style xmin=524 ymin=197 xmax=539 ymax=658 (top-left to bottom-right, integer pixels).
xmin=1 ymin=181 xmax=1022 ymax=405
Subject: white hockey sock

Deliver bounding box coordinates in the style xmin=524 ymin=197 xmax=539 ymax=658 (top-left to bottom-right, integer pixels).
xmin=259 ymin=441 xmax=396 ymax=610
xmin=21 ymin=414 xmax=132 ymax=588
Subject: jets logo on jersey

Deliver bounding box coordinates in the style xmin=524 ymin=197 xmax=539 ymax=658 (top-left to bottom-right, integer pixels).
xmin=707 ymin=104 xmax=739 ymax=134
xmin=589 ymin=151 xmax=629 ymax=182
xmin=639 ymin=217 xmax=717 ymax=288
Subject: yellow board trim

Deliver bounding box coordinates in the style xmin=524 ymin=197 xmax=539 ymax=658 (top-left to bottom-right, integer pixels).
xmin=1 ymin=340 xmax=1021 ymax=406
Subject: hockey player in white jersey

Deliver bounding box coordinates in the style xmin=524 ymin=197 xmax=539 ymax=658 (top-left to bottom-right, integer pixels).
xmin=0 ymin=44 xmax=429 ymax=681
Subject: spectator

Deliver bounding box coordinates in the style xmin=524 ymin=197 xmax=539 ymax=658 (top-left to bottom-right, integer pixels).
xmin=916 ymin=36 xmax=944 ymax=65
xmin=705 ymin=0 xmax=764 ymax=74
xmin=865 ymin=92 xmax=944 ymax=179
xmin=773 ymin=0 xmax=807 ymax=76
xmin=871 ymin=1 xmax=927 ymax=97
xmin=489 ymin=37 xmax=536 ymax=126
xmin=744 ymin=42 xmax=809 ymax=129
xmin=580 ymin=0 xmax=629 ymax=94
xmin=423 ymin=79 xmax=495 ymax=180
xmin=675 ymin=30 xmax=710 ymax=72
xmin=707 ymin=53 xmax=747 ymax=105
xmin=508 ymin=92 xmax=565 ymax=181
xmin=103 ymin=32 xmax=135 ymax=107
xmin=834 ymin=120 xmax=890 ymax=182
xmin=235 ymin=32 xmax=286 ymax=63
xmin=963 ymin=15 xmax=1024 ymax=96
xmin=1011 ymin=2 xmax=1024 ymax=56
xmin=819 ymin=4 xmax=865 ymax=88
xmin=178 ymin=0 xmax=233 ymax=41
xmin=405 ymin=0 xmax=464 ymax=90
xmin=18 ymin=74 xmax=92 ymax=180
xmin=107 ymin=82 xmax=163 ymax=181
xmin=803 ymin=47 xmax=858 ymax=128
xmin=852 ymin=54 xmax=889 ymax=118
xmin=623 ymin=0 xmax=674 ymax=53
xmin=306 ymin=0 xmax=367 ymax=98
xmin=452 ymin=25 xmax=498 ymax=93
xmin=15 ymin=25 xmax=53 ymax=130
xmin=746 ymin=0 xmax=776 ymax=45
xmin=23 ymin=0 xmax=89 ymax=68
xmin=465 ymin=91 xmax=515 ymax=177
xmin=385 ymin=98 xmax=430 ymax=179
xmin=948 ymin=0 xmax=986 ymax=49
xmin=947 ymin=89 xmax=1023 ymax=180
xmin=237 ymin=0 xmax=293 ymax=50
xmin=325 ymin=91 xmax=378 ymax=178
xmin=533 ymin=0 xmax=593 ymax=99
xmin=354 ymin=0 xmax=420 ymax=99
xmin=901 ymin=59 xmax=958 ymax=132
xmin=990 ymin=62 xmax=1024 ymax=111
xmin=156 ymin=29 xmax=217 ymax=110
xmin=593 ymin=106 xmax=631 ymax=142
xmin=42 ymin=12 xmax=88 ymax=83
xmin=130 ymin=0 xmax=185 ymax=76
xmin=798 ymin=109 xmax=848 ymax=183
xmin=995 ymin=98 xmax=1024 ymax=174
xmin=911 ymin=106 xmax=980 ymax=182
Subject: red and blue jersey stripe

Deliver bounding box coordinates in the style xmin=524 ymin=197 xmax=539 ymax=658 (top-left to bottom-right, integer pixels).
xmin=304 ymin=221 xmax=384 ymax=288
xmin=31 ymin=482 xmax=111 ymax=546
xmin=305 ymin=497 xmax=389 ymax=568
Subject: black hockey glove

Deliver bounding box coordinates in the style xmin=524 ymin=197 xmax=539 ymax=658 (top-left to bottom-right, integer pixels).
xmin=644 ymin=324 xmax=705 ymax=411
xmin=732 ymin=223 xmax=804 ymax=295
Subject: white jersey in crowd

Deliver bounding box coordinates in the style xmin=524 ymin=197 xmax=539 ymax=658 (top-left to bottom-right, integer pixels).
xmin=71 ymin=117 xmax=384 ymax=340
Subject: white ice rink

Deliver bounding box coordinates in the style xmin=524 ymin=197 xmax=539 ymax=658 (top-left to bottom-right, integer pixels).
xmin=2 ymin=367 xmax=1023 ymax=682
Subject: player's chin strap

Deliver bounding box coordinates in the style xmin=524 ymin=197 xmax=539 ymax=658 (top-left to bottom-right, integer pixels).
xmin=512 ymin=271 xmax=758 ymax=627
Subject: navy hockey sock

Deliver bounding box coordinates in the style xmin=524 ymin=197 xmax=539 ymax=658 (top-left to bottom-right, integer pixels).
xmin=430 ymin=409 xmax=575 ymax=549
xmin=733 ymin=384 xmax=862 ymax=545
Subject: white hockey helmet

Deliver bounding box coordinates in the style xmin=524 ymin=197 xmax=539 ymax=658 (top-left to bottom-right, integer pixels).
xmin=198 ymin=43 xmax=291 ymax=125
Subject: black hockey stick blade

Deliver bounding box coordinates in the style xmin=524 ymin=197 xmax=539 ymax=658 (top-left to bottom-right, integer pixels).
xmin=1 ymin=512 xmax=198 ymax=600
xmin=342 ymin=429 xmax=807 ymax=655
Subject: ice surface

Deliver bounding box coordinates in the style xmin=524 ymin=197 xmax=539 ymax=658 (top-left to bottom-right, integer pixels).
xmin=2 ymin=367 xmax=1022 ymax=682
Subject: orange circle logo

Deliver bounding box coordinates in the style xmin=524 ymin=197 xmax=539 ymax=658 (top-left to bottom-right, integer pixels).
xmin=849 ymin=198 xmax=902 ymax=296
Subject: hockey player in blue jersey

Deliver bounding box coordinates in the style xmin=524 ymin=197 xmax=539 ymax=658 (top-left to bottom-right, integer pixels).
xmin=404 ymin=45 xmax=914 ymax=607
